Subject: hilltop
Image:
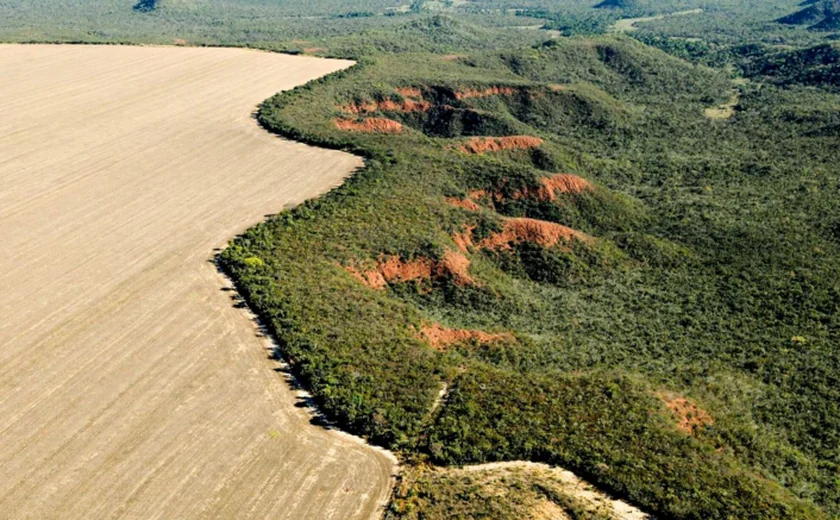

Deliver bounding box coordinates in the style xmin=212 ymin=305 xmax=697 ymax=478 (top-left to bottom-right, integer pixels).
xmin=223 ymin=22 xmax=840 ymax=518
xmin=778 ymin=0 xmax=840 ymax=30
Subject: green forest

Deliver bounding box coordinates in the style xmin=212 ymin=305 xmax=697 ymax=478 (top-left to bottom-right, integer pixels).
xmin=5 ymin=1 xmax=839 ymax=518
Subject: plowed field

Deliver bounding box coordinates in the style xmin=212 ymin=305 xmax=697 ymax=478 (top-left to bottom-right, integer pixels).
xmin=0 ymin=44 xmax=393 ymax=520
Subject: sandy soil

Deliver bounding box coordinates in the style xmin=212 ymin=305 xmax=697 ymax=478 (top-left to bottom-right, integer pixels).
xmin=0 ymin=44 xmax=394 ymax=519
xmin=610 ymin=8 xmax=703 ymax=33
xmin=460 ymin=462 xmax=648 ymax=519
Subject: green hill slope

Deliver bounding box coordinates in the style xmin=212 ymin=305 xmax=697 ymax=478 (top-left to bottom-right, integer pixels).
xmin=223 ymin=29 xmax=840 ymax=519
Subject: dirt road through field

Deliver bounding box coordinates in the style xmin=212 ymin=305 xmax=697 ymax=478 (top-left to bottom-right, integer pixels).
xmin=0 ymin=44 xmax=394 ymax=519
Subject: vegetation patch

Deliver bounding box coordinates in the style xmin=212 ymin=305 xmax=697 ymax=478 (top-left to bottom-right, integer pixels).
xmin=222 ymin=21 xmax=839 ymax=520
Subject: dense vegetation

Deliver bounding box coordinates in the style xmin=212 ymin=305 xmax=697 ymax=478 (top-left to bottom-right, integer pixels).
xmin=218 ymin=23 xmax=840 ymax=519
xmin=7 ymin=0 xmax=840 ymax=518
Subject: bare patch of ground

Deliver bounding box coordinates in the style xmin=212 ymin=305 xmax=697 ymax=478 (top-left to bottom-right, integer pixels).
xmin=478 ymin=218 xmax=591 ymax=250
xmin=392 ymin=462 xmax=649 ymax=520
xmin=610 ymin=9 xmax=704 ymax=33
xmin=458 ymin=135 xmax=544 ymax=154
xmin=345 ymin=251 xmax=474 ymax=289
xmin=335 ymin=117 xmax=405 ymax=133
xmin=705 ymin=80 xmax=745 ymax=120
xmin=461 ymin=462 xmax=649 ymax=519
xmin=0 ymin=44 xmax=394 ymax=520
xmin=446 ymin=196 xmax=483 ymax=212
xmin=339 ymin=96 xmax=431 ymax=114
xmin=531 ymin=174 xmax=593 ymax=200
xmin=419 ymin=324 xmax=512 ymax=350
xmin=659 ymin=393 xmax=714 ymax=435
xmin=447 ymin=174 xmax=591 ymax=213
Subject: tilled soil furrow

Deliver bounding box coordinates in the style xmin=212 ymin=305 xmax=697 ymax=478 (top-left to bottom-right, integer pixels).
xmin=0 ymin=44 xmax=394 ymax=520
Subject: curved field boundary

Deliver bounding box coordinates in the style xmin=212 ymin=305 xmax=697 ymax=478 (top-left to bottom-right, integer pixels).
xmin=0 ymin=44 xmax=394 ymax=519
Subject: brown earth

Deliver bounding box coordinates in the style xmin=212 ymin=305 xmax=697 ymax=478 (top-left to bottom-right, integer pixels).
xmin=340 ymin=96 xmax=431 ymax=114
xmin=531 ymin=499 xmax=572 ymax=520
xmin=345 ymin=265 xmax=390 ymax=290
xmin=528 ymin=174 xmax=592 ymax=201
xmin=660 ymin=395 xmax=714 ymax=435
xmin=463 ymin=174 xmax=592 ymax=207
xmin=458 ymin=136 xmax=544 ymax=154
xmin=445 ymin=196 xmax=482 ymax=212
xmin=452 ymin=225 xmax=477 ymax=253
xmin=478 ymin=218 xmax=591 ymax=250
xmin=0 ymin=44 xmax=394 ymax=520
xmin=395 ymin=87 xmax=424 ymax=99
xmin=335 ymin=117 xmax=404 ymax=133
xmin=419 ymin=324 xmax=512 ymax=351
xmin=455 ymin=86 xmax=517 ymax=100
xmin=346 ymin=251 xmax=473 ymax=289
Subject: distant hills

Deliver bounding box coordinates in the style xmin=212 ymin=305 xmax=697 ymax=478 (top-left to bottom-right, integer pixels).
xmin=743 ymin=42 xmax=840 ymax=90
xmin=594 ymin=0 xmax=638 ymax=8
xmin=777 ymin=0 xmax=840 ymax=31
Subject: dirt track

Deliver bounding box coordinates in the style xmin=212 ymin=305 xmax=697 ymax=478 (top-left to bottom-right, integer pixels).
xmin=0 ymin=44 xmax=394 ymax=519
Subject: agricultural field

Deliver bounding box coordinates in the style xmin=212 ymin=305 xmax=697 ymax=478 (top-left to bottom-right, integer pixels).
xmin=0 ymin=44 xmax=393 ymax=519
xmin=3 ymin=0 xmax=840 ymax=519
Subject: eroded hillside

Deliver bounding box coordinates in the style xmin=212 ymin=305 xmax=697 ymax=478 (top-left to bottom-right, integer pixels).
xmin=223 ymin=35 xmax=840 ymax=519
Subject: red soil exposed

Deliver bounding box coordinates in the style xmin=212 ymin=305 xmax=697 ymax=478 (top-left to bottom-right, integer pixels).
xmin=478 ymin=218 xmax=590 ymax=250
xmin=455 ymin=86 xmax=517 ymax=100
xmin=445 ymin=197 xmax=482 ymax=212
xmin=334 ymin=118 xmax=404 ymax=134
xmin=539 ymin=174 xmax=591 ymax=197
xmin=467 ymin=190 xmax=492 ymax=204
xmin=345 ymin=251 xmax=473 ymax=289
xmin=458 ymin=136 xmax=544 ymax=155
xmin=345 ymin=266 xmax=388 ymax=290
xmin=395 ymin=87 xmax=424 ymax=99
xmin=452 ymin=218 xmax=589 ymax=253
xmin=420 ymin=323 xmax=512 ymax=351
xmin=303 ymin=47 xmax=328 ymax=55
xmin=340 ymin=95 xmax=431 ymax=115
xmin=661 ymin=395 xmax=714 ymax=435
xmin=514 ymin=174 xmax=592 ymax=202
xmin=378 ymin=255 xmax=434 ymax=283
xmin=438 ymin=250 xmax=473 ymax=285
xmin=453 ymin=174 xmax=590 ymax=210
xmin=452 ymin=225 xmax=476 ymax=252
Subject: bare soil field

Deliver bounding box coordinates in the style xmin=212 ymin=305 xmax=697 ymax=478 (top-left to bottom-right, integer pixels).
xmin=459 ymin=462 xmax=648 ymax=519
xmin=0 ymin=44 xmax=394 ymax=519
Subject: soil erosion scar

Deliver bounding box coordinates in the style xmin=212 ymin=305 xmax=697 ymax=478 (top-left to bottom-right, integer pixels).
xmin=0 ymin=44 xmax=393 ymax=520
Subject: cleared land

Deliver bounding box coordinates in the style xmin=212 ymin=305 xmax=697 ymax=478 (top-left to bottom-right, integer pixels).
xmin=0 ymin=44 xmax=394 ymax=519
xmin=610 ymin=9 xmax=704 ymax=33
